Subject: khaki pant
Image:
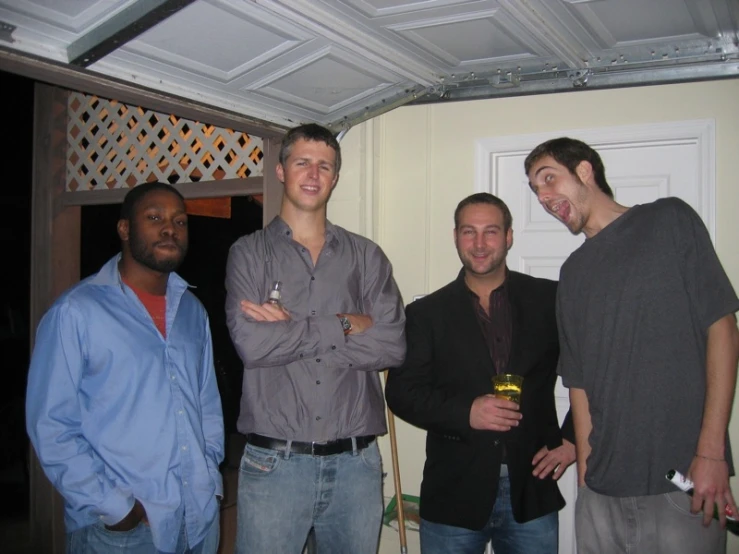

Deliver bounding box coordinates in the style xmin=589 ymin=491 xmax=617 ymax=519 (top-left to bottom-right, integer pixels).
xmin=575 ymin=485 xmax=726 ymax=554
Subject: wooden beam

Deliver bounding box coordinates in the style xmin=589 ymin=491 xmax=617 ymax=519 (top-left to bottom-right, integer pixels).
xmin=62 ymin=177 xmax=264 ymax=206
xmin=184 ymin=197 xmax=231 ymax=218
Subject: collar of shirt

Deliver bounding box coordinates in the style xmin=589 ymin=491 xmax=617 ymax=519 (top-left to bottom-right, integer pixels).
xmin=266 ymin=215 xmax=340 ymax=250
xmin=463 ymin=267 xmax=510 ymax=309
xmin=90 ymin=253 xmax=192 ymax=325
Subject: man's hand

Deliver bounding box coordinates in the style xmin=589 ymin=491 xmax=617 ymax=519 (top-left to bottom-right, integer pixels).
xmin=240 ymin=300 xmax=291 ymax=322
xmin=532 ymin=439 xmax=576 ymax=480
xmin=343 ymin=314 xmax=373 ymax=335
xmin=469 ymin=394 xmax=521 ymax=431
xmin=105 ymin=499 xmax=147 ymax=532
xmin=688 ymin=455 xmax=737 ymax=528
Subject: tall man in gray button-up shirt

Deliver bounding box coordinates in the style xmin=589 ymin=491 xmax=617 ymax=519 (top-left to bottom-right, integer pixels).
xmin=225 ymin=123 xmax=406 ymax=554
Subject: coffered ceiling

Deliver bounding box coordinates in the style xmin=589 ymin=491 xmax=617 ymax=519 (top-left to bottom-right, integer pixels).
xmin=1 ymin=0 xmax=737 ymax=135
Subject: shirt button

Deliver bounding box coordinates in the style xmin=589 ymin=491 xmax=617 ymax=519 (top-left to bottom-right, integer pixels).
xmin=316 ymin=359 xmax=321 ymax=362
xmin=299 ymin=353 xmax=304 ymax=358
xmin=316 ymin=416 xmax=322 ymax=421
xmin=311 ymin=276 xmax=315 ymax=281
xmin=171 ymin=375 xmax=176 ymax=381
xmin=183 ymin=480 xmax=188 ymax=486
xmin=178 ymin=410 xmax=184 ymax=415
xmin=182 ymin=445 xmax=188 ymax=451
xmin=493 ymin=440 xmax=500 ymax=446
xmin=311 ymin=310 xmax=316 ymax=315
xmin=331 ymin=345 xmax=336 ymax=350
xmin=316 ymin=380 xmax=321 ymax=385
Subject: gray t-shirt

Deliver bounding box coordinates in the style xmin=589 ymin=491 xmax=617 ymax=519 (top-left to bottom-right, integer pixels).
xmin=557 ymin=197 xmax=739 ymax=496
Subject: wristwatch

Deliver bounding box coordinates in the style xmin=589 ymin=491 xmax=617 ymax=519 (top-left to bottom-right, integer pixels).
xmin=337 ymin=314 xmax=352 ymax=335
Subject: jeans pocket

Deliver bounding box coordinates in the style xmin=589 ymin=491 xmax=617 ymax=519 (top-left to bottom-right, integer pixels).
xmin=82 ymin=520 xmax=152 ymax=550
xmin=664 ymin=490 xmax=702 ymax=518
xmin=240 ymin=444 xmax=281 ymax=476
xmin=360 ymin=442 xmax=382 ymax=471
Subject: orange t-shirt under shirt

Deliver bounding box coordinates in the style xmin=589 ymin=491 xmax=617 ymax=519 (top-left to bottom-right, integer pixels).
xmin=123 ymin=278 xmax=167 ymax=338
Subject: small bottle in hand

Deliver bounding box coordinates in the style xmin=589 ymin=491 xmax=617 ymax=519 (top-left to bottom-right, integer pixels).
xmin=268 ymin=281 xmax=282 ymax=306
xmin=666 ymin=469 xmax=739 ymax=534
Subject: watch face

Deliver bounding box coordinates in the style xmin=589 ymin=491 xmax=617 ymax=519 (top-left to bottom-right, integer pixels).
xmin=340 ymin=316 xmax=352 ymax=332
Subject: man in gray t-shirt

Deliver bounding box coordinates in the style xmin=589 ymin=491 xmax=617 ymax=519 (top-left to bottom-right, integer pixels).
xmin=523 ymin=137 xmax=739 ymax=554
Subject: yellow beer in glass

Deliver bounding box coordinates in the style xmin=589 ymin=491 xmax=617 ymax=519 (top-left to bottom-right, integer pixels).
xmin=492 ymin=374 xmax=524 ymax=404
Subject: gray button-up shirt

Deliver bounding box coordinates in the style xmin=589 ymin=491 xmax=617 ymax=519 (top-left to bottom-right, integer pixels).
xmin=225 ymin=216 xmax=406 ymax=441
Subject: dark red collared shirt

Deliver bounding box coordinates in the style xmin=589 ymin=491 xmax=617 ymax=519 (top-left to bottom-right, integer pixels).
xmin=468 ymin=277 xmax=512 ymax=375
xmin=468 ymin=275 xmax=513 ymax=464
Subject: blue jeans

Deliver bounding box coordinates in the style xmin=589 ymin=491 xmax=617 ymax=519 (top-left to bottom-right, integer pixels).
xmin=66 ymin=511 xmax=219 ymax=554
xmin=235 ymin=439 xmax=384 ymax=554
xmin=420 ymin=473 xmax=558 ymax=554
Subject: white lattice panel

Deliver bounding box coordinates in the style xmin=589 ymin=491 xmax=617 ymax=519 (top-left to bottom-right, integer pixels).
xmin=66 ymin=92 xmax=264 ymax=191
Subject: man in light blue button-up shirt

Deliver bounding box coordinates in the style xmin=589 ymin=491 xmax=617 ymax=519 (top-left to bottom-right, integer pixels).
xmin=27 ymin=182 xmax=224 ymax=554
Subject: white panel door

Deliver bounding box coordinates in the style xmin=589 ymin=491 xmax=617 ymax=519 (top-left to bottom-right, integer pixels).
xmin=476 ymin=120 xmax=715 ymax=554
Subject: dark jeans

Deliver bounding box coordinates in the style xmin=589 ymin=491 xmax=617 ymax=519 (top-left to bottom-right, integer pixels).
xmin=420 ymin=470 xmax=558 ymax=554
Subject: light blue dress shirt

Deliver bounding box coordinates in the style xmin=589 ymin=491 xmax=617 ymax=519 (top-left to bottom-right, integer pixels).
xmin=26 ymin=255 xmax=224 ymax=553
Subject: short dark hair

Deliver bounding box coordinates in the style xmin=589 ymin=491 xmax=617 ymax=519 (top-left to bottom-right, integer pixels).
xmin=454 ymin=192 xmax=513 ymax=231
xmin=278 ymin=123 xmax=341 ymax=173
xmin=524 ymin=137 xmax=613 ymax=198
xmin=120 ymin=182 xmax=185 ymax=220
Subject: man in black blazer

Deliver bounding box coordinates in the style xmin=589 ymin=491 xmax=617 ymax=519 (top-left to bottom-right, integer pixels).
xmin=386 ymin=192 xmax=575 ymax=554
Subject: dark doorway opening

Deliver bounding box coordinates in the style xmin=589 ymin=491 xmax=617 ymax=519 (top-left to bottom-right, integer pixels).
xmin=0 ymin=70 xmax=33 ymax=553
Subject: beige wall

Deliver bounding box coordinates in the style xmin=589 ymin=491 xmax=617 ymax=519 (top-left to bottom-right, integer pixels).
xmin=333 ymin=78 xmax=739 ymax=553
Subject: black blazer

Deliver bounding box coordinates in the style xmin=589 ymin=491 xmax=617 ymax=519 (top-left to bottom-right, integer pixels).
xmin=385 ymin=269 xmax=574 ymax=530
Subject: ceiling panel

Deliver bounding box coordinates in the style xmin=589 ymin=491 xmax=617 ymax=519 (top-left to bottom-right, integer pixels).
xmin=391 ymin=10 xmax=537 ymax=65
xmin=132 ymin=3 xmax=294 ymax=75
xmin=123 ymin=1 xmax=310 ymax=79
xmin=0 ymin=0 xmax=736 ymax=134
xmin=569 ymin=1 xmax=704 ymax=44
xmin=250 ymin=47 xmax=394 ymax=109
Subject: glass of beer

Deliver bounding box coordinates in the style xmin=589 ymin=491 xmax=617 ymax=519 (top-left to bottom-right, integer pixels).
xmin=492 ymin=374 xmax=524 ymax=404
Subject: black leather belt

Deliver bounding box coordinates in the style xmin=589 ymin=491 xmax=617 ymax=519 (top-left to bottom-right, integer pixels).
xmin=246 ymin=433 xmax=375 ymax=456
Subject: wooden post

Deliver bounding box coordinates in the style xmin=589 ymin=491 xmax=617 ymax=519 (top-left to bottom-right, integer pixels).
xmin=28 ymin=82 xmax=80 ymax=554
xmin=261 ymin=136 xmax=282 ymax=226
xmin=383 ymin=370 xmax=407 ymax=554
